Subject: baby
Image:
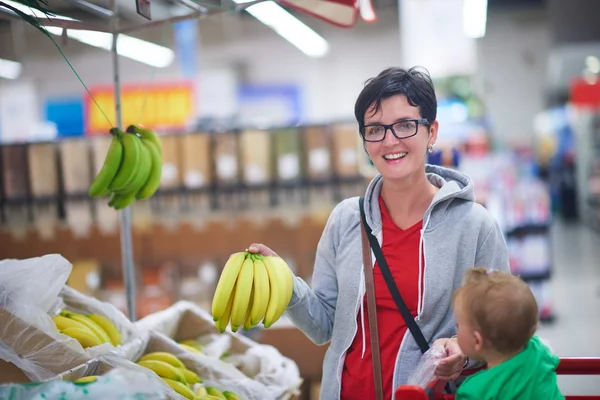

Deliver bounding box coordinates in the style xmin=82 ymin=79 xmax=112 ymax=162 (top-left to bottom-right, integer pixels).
xmin=452 ymin=268 xmax=564 ymax=400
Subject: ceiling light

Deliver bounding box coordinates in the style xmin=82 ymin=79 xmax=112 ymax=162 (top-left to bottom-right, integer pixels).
xmin=0 ymin=58 xmax=23 ymax=79
xmin=238 ymin=0 xmax=329 ymax=58
xmin=1 ymin=0 xmax=174 ymax=68
xmin=462 ymin=0 xmax=487 ymax=39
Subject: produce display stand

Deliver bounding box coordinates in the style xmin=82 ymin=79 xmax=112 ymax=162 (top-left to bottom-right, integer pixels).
xmin=0 ymin=0 xmax=269 ymax=322
xmin=395 ymin=357 xmax=600 ymax=400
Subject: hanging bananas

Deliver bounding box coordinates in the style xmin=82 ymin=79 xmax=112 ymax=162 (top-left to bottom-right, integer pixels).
xmin=88 ymin=125 xmax=163 ymax=210
xmin=211 ymin=251 xmax=294 ymax=332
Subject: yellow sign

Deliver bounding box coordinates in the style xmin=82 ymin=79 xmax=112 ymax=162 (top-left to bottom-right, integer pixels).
xmin=85 ymin=83 xmax=194 ymax=135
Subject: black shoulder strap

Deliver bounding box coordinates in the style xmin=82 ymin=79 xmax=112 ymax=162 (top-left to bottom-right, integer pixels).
xmin=359 ymin=196 xmax=430 ymax=354
xmin=359 ymin=197 xmax=458 ymax=395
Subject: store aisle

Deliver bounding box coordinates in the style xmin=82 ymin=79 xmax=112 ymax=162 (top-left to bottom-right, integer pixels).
xmin=536 ymin=220 xmax=600 ymax=394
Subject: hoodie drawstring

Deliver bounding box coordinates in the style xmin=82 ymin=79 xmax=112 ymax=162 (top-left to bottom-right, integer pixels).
xmin=417 ymin=214 xmax=431 ymax=318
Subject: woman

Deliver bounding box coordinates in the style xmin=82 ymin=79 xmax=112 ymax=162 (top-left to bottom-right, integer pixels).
xmin=249 ymin=67 xmax=510 ymax=399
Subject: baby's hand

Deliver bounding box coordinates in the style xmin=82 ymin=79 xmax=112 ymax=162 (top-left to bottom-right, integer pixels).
xmin=433 ymin=338 xmax=467 ymax=381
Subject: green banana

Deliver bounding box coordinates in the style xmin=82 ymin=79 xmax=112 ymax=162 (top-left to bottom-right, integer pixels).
xmin=127 ymin=124 xmax=163 ymax=155
xmin=205 ymin=387 xmax=227 ymax=400
xmin=135 ymin=139 xmax=162 ymax=200
xmin=109 ymin=130 xmax=142 ymax=192
xmin=108 ymin=134 xmax=152 ymax=210
xmin=88 ymin=130 xmax=124 ymax=197
xmin=223 ymin=391 xmax=242 ymax=400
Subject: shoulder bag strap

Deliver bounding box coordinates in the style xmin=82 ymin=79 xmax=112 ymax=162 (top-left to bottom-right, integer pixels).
xmin=360 ymin=200 xmax=384 ymax=400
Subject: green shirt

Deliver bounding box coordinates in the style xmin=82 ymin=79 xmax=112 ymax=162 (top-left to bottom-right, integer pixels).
xmin=456 ymin=336 xmax=564 ymax=400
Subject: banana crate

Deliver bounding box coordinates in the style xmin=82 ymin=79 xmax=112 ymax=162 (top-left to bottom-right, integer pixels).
xmin=134 ymin=301 xmax=302 ymax=400
xmin=0 ymin=255 xmax=140 ymax=382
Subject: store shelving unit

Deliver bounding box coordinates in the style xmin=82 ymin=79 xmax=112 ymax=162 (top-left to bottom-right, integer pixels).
xmin=0 ymin=0 xmax=271 ymax=322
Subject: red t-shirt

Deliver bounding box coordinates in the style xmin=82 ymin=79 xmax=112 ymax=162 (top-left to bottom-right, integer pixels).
xmin=340 ymin=196 xmax=423 ymax=400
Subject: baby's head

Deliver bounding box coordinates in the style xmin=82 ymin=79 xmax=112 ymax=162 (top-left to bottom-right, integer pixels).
xmin=452 ymin=268 xmax=538 ymax=363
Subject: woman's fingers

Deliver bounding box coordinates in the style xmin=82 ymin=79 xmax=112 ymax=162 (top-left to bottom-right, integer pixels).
xmin=248 ymin=243 xmax=278 ymax=257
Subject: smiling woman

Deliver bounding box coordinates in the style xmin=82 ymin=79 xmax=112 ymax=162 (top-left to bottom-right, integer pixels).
xmin=247 ymin=66 xmax=511 ymax=400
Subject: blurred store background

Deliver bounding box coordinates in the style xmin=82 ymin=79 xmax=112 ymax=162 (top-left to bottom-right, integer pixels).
xmin=0 ymin=0 xmax=599 ymax=397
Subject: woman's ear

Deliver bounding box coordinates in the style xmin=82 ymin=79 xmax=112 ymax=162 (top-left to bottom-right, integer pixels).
xmin=428 ymin=120 xmax=439 ymax=145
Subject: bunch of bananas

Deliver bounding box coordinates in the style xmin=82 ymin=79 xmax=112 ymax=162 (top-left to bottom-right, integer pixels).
xmin=136 ymin=352 xmax=240 ymax=400
xmin=88 ymin=124 xmax=163 ymax=210
xmin=52 ymin=310 xmax=121 ymax=349
xmin=211 ymin=251 xmax=294 ymax=333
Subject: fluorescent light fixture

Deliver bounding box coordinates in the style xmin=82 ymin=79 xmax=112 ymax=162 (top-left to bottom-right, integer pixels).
xmin=462 ymin=0 xmax=487 ymax=39
xmin=240 ymin=0 xmax=329 ymax=58
xmin=1 ymin=0 xmax=174 ymax=68
xmin=0 ymin=58 xmax=22 ymax=79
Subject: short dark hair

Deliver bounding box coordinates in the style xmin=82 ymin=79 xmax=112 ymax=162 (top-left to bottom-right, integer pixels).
xmin=354 ymin=67 xmax=437 ymax=131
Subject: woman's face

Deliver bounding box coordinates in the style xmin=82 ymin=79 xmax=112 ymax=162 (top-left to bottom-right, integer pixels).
xmin=363 ymin=95 xmax=438 ymax=182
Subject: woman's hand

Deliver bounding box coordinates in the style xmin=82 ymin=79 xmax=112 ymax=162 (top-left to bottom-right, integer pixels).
xmin=247 ymin=243 xmax=279 ymax=257
xmin=433 ymin=337 xmax=467 ymax=381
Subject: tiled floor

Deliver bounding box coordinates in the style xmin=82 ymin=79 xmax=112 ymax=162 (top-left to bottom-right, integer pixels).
xmin=536 ymin=220 xmax=600 ymax=395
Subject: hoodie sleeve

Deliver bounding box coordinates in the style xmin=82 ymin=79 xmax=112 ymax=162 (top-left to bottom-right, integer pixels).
xmin=475 ymin=217 xmax=511 ymax=273
xmin=283 ymin=201 xmax=345 ymax=346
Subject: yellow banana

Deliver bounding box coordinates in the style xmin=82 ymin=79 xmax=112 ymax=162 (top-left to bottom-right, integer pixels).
xmin=215 ymin=291 xmax=234 ymax=334
xmin=61 ymin=327 xmax=104 ymax=348
xmin=135 ymin=139 xmax=162 ymax=200
xmin=179 ymin=368 xmax=202 ymax=384
xmin=206 ymin=387 xmax=227 ymax=400
xmin=86 ymin=314 xmax=121 ymax=346
xmin=211 ymin=252 xmax=246 ymax=321
xmin=127 ymin=124 xmax=163 ymax=155
xmin=162 ymin=377 xmax=195 ymax=400
xmin=180 ymin=339 xmax=202 ymax=350
xmin=61 ymin=312 xmax=112 ymax=345
xmin=229 ymin=256 xmax=254 ymax=328
xmin=243 ymin=290 xmax=258 ymax=331
xmin=109 ymin=130 xmax=142 ymax=192
xmin=88 ymin=130 xmax=124 ymax=197
xmin=223 ymin=391 xmax=242 ymax=400
xmin=269 ymin=256 xmax=295 ymax=319
xmin=250 ymin=257 xmax=270 ymax=325
xmin=52 ymin=315 xmax=90 ymax=332
xmin=73 ymin=375 xmax=99 ymax=383
xmin=180 ymin=343 xmax=203 ymax=354
xmin=262 ymin=256 xmax=287 ymax=328
xmin=137 ymin=359 xmax=187 ymax=384
xmin=195 ymin=384 xmax=209 ymax=396
xmin=140 ymin=352 xmax=185 ymax=369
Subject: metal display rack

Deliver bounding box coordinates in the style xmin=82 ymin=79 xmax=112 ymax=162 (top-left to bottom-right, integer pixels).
xmin=0 ymin=0 xmax=268 ymax=322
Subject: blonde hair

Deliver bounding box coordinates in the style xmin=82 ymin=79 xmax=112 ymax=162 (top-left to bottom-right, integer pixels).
xmin=453 ymin=267 xmax=538 ymax=354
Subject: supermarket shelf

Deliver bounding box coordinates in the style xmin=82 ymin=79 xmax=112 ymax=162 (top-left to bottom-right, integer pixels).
xmin=505 ymin=223 xmax=552 ymax=237
xmin=513 ymin=269 xmax=552 ymax=282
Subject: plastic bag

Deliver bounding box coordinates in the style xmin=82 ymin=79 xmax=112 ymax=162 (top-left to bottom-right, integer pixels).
xmin=407 ymin=344 xmax=446 ymax=388
xmin=0 ymin=255 xmax=140 ymax=381
xmin=0 ymin=365 xmax=167 ymax=400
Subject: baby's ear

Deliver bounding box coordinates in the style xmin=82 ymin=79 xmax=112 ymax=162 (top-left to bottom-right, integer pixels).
xmin=474 ymin=330 xmax=485 ymax=352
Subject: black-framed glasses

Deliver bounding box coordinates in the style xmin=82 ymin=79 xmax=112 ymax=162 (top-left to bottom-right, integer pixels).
xmin=360 ymin=118 xmax=430 ymax=142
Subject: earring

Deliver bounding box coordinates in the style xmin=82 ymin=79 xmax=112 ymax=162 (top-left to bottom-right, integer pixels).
xmin=428 ymin=143 xmax=435 ymax=153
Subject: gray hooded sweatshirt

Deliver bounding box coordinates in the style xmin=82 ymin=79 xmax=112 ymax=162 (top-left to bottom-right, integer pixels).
xmin=285 ymin=164 xmax=511 ymax=399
